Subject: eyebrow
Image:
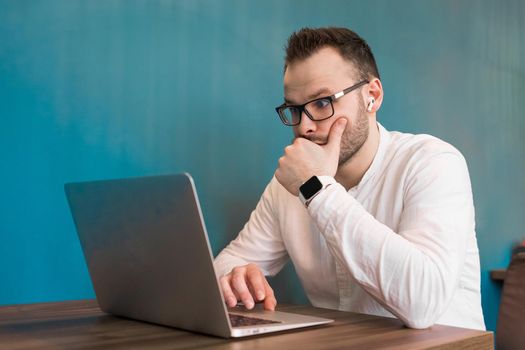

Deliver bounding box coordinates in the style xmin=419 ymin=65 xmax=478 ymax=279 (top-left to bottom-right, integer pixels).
xmin=284 ymin=87 xmax=333 ymax=105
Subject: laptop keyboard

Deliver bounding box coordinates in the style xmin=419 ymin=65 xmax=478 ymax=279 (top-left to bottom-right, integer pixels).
xmin=228 ymin=313 xmax=282 ymax=327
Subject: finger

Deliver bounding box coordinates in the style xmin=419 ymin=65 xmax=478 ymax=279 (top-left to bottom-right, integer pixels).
xmin=231 ymin=268 xmax=255 ymax=309
xmin=245 ymin=265 xmax=267 ymax=302
xmin=232 ymin=287 xmax=241 ymax=301
xmin=263 ymin=280 xmax=277 ymax=311
xmin=326 ymin=118 xmax=347 ymax=152
xmin=246 ymin=265 xmax=277 ymax=311
xmin=219 ymin=275 xmax=238 ymax=308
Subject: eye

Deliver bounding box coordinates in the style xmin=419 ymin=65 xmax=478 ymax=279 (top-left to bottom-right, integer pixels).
xmin=289 ymin=106 xmax=301 ymax=117
xmin=311 ymin=98 xmax=331 ymax=109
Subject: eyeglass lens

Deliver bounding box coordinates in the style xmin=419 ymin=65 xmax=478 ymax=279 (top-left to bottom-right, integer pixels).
xmin=280 ymin=98 xmax=333 ymax=125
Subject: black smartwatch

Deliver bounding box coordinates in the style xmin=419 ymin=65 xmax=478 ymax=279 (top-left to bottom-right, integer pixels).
xmin=299 ymin=176 xmax=334 ymax=207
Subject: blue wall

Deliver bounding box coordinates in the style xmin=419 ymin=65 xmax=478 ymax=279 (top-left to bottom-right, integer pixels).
xmin=1 ymin=0 xmax=524 ymax=332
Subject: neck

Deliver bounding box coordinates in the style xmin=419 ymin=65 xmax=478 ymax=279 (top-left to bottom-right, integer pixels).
xmin=335 ymin=120 xmax=380 ymax=191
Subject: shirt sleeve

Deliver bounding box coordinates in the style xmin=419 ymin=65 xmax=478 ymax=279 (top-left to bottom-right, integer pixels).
xmin=213 ymin=177 xmax=289 ymax=278
xmin=307 ymin=149 xmax=474 ymax=329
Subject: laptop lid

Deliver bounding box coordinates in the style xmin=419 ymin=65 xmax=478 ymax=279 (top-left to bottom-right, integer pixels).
xmin=65 ymin=173 xmax=332 ymax=338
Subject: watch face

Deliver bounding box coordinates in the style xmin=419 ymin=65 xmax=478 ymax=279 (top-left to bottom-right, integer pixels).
xmin=300 ymin=176 xmax=323 ymax=200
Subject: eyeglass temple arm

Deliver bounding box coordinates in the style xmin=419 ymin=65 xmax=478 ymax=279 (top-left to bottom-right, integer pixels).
xmin=334 ymin=80 xmax=369 ymax=99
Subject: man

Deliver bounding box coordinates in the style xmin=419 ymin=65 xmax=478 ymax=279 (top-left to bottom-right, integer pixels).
xmin=214 ymin=27 xmax=485 ymax=330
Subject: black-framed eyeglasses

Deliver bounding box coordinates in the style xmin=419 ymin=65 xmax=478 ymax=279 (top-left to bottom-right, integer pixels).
xmin=275 ymin=80 xmax=369 ymax=126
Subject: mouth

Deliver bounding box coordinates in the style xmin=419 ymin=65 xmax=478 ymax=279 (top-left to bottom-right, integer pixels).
xmin=293 ymin=135 xmax=328 ymax=145
xmin=305 ymin=136 xmax=328 ymax=145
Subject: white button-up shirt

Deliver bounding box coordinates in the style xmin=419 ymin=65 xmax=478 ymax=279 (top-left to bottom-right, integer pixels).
xmin=214 ymin=123 xmax=485 ymax=330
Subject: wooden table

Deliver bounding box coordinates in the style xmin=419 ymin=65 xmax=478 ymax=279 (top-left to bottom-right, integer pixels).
xmin=0 ymin=299 xmax=493 ymax=349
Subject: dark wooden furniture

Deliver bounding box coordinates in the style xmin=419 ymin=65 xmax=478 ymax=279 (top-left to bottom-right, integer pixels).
xmin=492 ymin=246 xmax=525 ymax=282
xmin=496 ymin=252 xmax=525 ymax=350
xmin=490 ymin=269 xmax=507 ymax=281
xmin=0 ymin=299 xmax=493 ymax=349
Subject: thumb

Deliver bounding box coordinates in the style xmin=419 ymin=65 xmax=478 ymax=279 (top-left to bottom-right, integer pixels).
xmin=326 ymin=118 xmax=347 ymax=152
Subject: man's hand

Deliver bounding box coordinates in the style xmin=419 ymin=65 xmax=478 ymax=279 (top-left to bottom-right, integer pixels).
xmin=219 ymin=263 xmax=277 ymax=311
xmin=275 ymin=118 xmax=347 ymax=196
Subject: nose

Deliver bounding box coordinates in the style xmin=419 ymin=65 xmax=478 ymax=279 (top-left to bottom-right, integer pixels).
xmin=295 ymin=111 xmax=317 ymax=137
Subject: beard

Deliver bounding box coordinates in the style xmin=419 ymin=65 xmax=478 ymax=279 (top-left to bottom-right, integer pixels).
xmin=337 ymin=101 xmax=369 ymax=165
xmin=301 ymin=101 xmax=369 ymax=166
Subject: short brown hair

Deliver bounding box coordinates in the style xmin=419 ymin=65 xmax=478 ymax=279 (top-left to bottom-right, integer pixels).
xmin=284 ymin=27 xmax=380 ymax=80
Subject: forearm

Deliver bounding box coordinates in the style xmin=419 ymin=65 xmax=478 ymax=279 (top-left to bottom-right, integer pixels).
xmin=214 ymin=248 xmax=251 ymax=278
xmin=308 ymin=183 xmax=470 ymax=328
xmin=214 ymin=232 xmax=289 ymax=277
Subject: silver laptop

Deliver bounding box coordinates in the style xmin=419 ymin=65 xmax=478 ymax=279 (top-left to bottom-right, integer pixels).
xmin=64 ymin=173 xmax=332 ymax=338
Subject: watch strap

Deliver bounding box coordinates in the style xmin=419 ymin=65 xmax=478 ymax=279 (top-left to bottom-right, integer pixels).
xmin=299 ymin=176 xmax=336 ymax=207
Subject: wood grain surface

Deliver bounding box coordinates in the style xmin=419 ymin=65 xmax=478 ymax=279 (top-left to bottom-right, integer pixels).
xmin=0 ymin=300 xmax=493 ymax=349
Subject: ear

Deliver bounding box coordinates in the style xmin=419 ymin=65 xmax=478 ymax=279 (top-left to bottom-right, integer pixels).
xmin=364 ymin=78 xmax=383 ymax=113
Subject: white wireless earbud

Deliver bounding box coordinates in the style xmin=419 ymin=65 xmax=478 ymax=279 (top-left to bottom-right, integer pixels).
xmin=367 ymin=97 xmax=375 ymax=112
